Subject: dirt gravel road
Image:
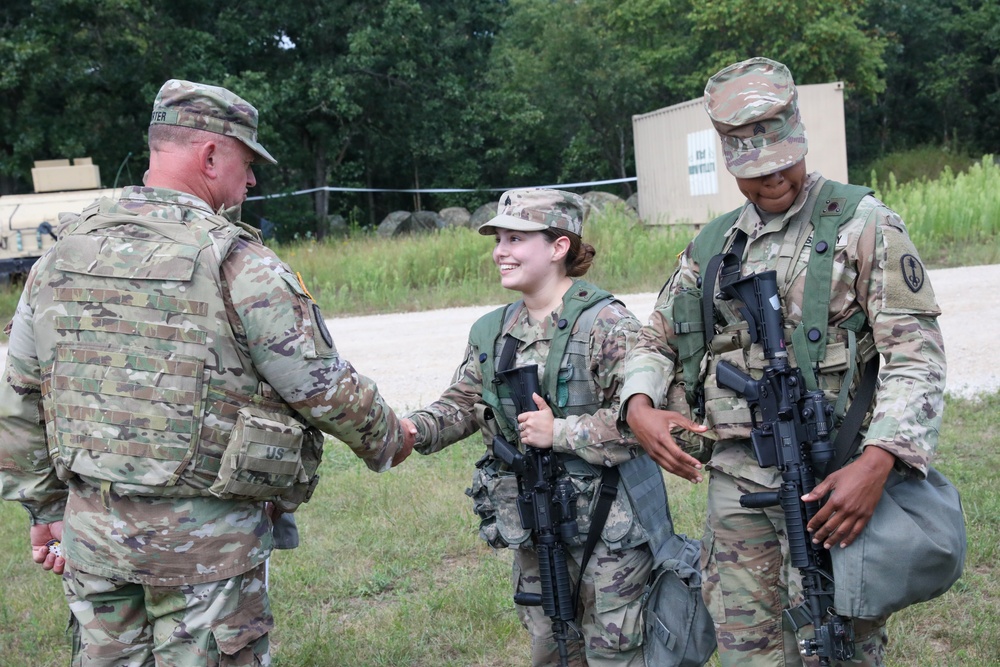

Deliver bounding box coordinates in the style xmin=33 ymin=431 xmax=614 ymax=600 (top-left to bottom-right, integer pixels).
xmin=2 ymin=265 xmax=996 ymax=410
xmin=325 ymin=264 xmax=1000 ymax=411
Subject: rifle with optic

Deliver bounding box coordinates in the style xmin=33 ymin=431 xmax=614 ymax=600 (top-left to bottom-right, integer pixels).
xmin=715 ymin=270 xmax=854 ymax=665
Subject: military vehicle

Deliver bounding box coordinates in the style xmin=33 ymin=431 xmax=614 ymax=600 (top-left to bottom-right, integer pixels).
xmin=0 ymin=158 xmax=118 ymax=283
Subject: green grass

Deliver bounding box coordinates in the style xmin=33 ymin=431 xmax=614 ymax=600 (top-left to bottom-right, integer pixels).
xmin=0 ymin=392 xmax=996 ymax=666
xmin=273 ymin=205 xmax=692 ymax=318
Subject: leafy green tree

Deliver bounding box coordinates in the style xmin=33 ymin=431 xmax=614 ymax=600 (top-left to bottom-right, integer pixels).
xmin=682 ymin=0 xmax=886 ymax=98
xmin=860 ymin=0 xmax=1000 ymax=163
xmin=220 ymin=0 xmax=504 ymax=235
xmin=0 ymin=0 xmax=160 ymax=193
xmin=480 ymin=0 xmax=887 ymax=197
xmin=1 ymin=0 xmax=995 ymax=227
xmin=0 ymin=0 xmax=286 ymax=195
xmin=482 ymin=0 xmax=677 ymax=197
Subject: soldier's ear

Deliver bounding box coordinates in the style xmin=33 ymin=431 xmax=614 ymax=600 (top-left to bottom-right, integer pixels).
xmin=199 ymin=140 xmax=221 ymax=179
xmin=550 ymin=234 xmax=571 ymax=263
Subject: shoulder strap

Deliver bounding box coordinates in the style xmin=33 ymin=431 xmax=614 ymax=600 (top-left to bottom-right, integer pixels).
xmin=824 ymin=355 xmax=880 ymax=476
xmin=790 ymin=181 xmax=877 ymax=467
xmin=700 ymin=231 xmax=748 ymax=351
xmin=470 ymin=303 xmax=518 ymax=393
xmin=672 ymin=207 xmax=743 ymax=411
xmin=618 ymin=454 xmax=674 ymax=547
xmin=690 ymin=207 xmax=743 ymax=274
xmin=469 ymin=303 xmax=518 ymax=435
xmin=541 ymin=280 xmax=613 ymax=411
xmin=794 ymin=181 xmax=875 ymax=365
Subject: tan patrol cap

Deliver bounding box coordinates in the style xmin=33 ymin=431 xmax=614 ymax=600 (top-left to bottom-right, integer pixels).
xmin=478 ymin=188 xmax=586 ymax=238
xmin=150 ymin=79 xmax=277 ymax=165
xmin=704 ymin=57 xmax=807 ymax=178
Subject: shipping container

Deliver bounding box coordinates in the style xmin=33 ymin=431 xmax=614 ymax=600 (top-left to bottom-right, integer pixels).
xmin=632 ymin=82 xmax=848 ymax=225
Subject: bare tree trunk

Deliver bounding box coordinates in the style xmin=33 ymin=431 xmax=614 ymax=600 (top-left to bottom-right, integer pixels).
xmin=413 ymin=162 xmax=422 ymax=212
xmin=618 ymin=126 xmax=634 ymax=199
xmin=365 ymin=136 xmax=376 ymax=228
xmin=314 ymin=143 xmax=328 ymax=240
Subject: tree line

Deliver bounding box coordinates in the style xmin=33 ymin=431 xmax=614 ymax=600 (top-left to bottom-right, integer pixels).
xmin=2 ymin=0 xmax=997 ymax=239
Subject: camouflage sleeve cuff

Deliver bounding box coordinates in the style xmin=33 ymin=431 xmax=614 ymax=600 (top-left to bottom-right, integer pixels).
xmin=617 ymin=381 xmax=663 ymax=425
xmin=23 ymin=497 xmax=68 ymax=526
xmin=551 ymin=418 xmax=569 ymax=454
xmin=617 ymin=386 xmax=641 ymax=427
xmin=862 ymin=441 xmax=928 ymax=480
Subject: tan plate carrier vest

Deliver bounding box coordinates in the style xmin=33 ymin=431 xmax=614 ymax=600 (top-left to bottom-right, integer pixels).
xmin=35 ymin=198 xmax=320 ymax=506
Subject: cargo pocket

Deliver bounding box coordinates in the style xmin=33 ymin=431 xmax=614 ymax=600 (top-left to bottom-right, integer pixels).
xmin=699 ymin=526 xmax=726 ymax=623
xmin=68 ymin=611 xmax=82 ymax=667
xmin=273 ymin=428 xmax=324 ymax=514
xmin=211 ymin=591 xmax=273 ymax=666
xmin=210 ymin=406 xmax=306 ymax=500
xmin=489 ymin=473 xmax=531 ymax=547
xmin=587 ymin=545 xmax=651 ymax=654
xmin=599 ymin=488 xmax=636 ymax=549
xmin=704 ymin=347 xmax=755 ymax=440
xmin=468 ymin=462 xmax=506 ymax=548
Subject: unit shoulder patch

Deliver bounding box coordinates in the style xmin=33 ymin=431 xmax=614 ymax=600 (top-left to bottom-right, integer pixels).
xmin=880 ymin=222 xmax=940 ymax=315
xmin=899 ymin=254 xmax=925 ymax=293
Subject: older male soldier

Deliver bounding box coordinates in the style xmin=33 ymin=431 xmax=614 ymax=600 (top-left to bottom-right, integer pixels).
xmin=0 ymin=79 xmax=411 ymax=666
xmin=620 ymin=58 xmax=946 ymax=666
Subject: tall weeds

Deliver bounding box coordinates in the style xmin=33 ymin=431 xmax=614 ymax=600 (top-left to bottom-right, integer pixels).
xmin=275 ymin=205 xmax=695 ymax=316
xmin=872 ymin=155 xmax=1000 ymax=265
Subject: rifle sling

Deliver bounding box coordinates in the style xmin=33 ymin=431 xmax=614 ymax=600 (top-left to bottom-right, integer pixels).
xmin=825 ymin=355 xmax=880 ymax=476
xmin=572 ymin=466 xmax=620 ymax=615
xmin=497 ymin=331 xmax=518 ymax=377
xmin=701 ymin=231 xmax=748 ymax=350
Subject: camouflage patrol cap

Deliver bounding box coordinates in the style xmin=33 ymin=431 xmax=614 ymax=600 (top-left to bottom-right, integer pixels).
xmin=704 ymin=57 xmax=807 ymax=178
xmin=478 ymin=188 xmax=585 ymax=238
xmin=150 ymin=79 xmax=277 ymax=165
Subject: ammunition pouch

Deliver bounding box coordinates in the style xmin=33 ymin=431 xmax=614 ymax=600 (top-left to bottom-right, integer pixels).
xmin=209 ymin=405 xmax=322 ymax=512
xmin=703 ymin=324 xmax=874 ymax=441
xmin=469 ymin=455 xmax=643 ymax=551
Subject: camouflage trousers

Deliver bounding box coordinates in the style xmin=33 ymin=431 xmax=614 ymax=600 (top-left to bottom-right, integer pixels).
xmin=62 ymin=562 xmax=272 ymax=666
xmin=513 ymin=539 xmax=652 ymax=667
xmin=701 ymin=470 xmax=889 ymax=666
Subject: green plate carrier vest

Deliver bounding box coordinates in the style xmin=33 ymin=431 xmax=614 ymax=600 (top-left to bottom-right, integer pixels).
xmin=468 ymin=280 xmax=675 ymax=552
xmin=676 ymin=179 xmax=874 ymax=426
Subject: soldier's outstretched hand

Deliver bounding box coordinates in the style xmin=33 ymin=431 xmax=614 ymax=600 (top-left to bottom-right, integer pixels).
xmin=625 ymin=394 xmax=709 ymax=483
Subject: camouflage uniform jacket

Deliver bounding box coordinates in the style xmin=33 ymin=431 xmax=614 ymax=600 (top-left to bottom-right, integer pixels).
xmin=407 ymin=291 xmax=656 ymax=549
xmin=0 ymin=186 xmax=404 ymax=585
xmin=409 ymin=295 xmax=639 ymax=466
xmin=620 ymin=172 xmax=946 ymax=487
